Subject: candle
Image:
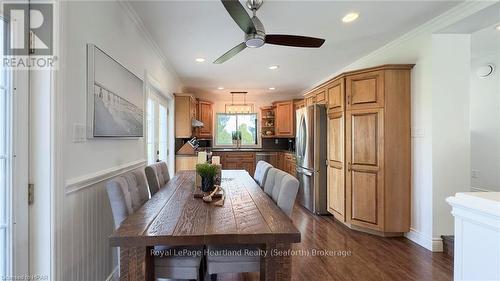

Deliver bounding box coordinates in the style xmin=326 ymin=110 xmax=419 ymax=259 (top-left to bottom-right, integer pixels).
xmin=212 ymin=156 xmax=221 ymax=165
xmin=197 ymin=151 xmax=207 ymax=164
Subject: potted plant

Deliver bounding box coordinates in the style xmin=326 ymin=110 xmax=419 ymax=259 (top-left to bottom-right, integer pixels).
xmin=232 ymin=130 xmax=242 ymax=148
xmin=196 ymin=163 xmax=218 ymax=192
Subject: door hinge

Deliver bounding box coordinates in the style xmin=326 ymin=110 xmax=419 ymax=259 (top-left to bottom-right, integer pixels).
xmin=325 ymin=160 xmax=329 ymax=166
xmin=29 ymin=31 xmax=35 ymax=55
xmin=28 ymin=183 xmax=34 ymax=205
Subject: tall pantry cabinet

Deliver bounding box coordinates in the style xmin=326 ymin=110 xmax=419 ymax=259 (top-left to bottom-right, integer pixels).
xmin=325 ymin=65 xmax=413 ymax=236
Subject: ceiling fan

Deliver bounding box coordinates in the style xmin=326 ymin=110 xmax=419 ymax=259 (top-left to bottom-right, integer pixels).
xmin=214 ymin=0 xmax=325 ymax=64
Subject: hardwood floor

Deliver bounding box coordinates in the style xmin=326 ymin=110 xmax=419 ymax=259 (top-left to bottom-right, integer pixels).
xmin=217 ymin=205 xmax=453 ymax=281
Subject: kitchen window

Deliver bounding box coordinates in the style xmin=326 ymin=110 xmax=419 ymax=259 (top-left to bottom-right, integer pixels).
xmin=215 ymin=113 xmax=258 ymax=146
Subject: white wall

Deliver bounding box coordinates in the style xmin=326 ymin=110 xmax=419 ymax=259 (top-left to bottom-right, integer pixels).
xmin=470 ymin=26 xmax=500 ymax=192
xmin=431 ymin=34 xmax=471 ymax=239
xmin=57 ymin=1 xmax=182 ymax=280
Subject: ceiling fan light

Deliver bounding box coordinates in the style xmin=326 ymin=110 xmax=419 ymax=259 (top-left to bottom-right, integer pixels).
xmin=246 ymin=38 xmax=265 ymax=48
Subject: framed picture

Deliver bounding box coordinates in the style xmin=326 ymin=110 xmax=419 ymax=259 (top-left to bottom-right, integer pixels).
xmin=86 ymin=44 xmax=144 ymax=138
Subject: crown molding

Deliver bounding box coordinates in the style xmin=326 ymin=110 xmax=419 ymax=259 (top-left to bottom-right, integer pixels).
xmin=117 ymin=0 xmax=184 ymax=87
xmin=301 ymin=1 xmax=497 ymax=96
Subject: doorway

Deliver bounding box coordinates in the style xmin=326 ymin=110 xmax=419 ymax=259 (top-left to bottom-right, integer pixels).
xmin=147 ymin=86 xmax=170 ymax=165
xmin=0 ymin=13 xmax=30 ymax=279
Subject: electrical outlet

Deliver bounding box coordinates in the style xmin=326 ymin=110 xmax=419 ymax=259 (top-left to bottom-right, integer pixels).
xmin=274 ymin=139 xmax=279 ymax=144
xmin=73 ymin=123 xmax=86 ymax=143
xmin=471 ymin=170 xmax=480 ymax=179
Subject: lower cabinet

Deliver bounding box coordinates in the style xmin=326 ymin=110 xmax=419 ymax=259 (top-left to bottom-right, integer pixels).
xmin=213 ymin=151 xmax=296 ymax=178
xmin=214 ymin=152 xmax=256 ymax=176
xmin=276 ymin=152 xmax=297 ymax=178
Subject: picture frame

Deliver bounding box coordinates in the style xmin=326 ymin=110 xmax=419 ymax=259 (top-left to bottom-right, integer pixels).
xmin=86 ymin=44 xmax=145 ymax=138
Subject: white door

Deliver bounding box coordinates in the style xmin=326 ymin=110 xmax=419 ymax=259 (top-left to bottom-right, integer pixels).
xmin=0 ymin=15 xmax=29 ymax=277
xmin=147 ymin=88 xmax=169 ymax=164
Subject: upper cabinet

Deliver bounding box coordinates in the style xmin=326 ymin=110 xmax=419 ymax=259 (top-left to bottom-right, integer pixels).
xmin=175 ymin=95 xmax=197 ymax=138
xmin=294 ymin=99 xmax=305 ymax=111
xmin=274 ymin=100 xmax=295 ymax=137
xmin=305 ymin=93 xmax=316 ymax=107
xmin=196 ymin=99 xmax=213 ymax=139
xmin=327 ymin=78 xmax=344 ymax=112
xmin=315 ymin=87 xmax=327 ymax=105
xmin=175 ymin=95 xmax=213 ymax=139
xmin=346 ymin=70 xmax=384 ymax=110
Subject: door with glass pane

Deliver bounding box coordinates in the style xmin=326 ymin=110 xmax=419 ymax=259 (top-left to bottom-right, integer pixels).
xmin=1 ymin=15 xmax=29 ymax=277
xmin=147 ymin=88 xmax=169 ymax=164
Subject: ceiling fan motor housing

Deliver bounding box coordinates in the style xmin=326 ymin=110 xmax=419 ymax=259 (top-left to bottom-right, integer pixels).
xmin=245 ymin=16 xmax=265 ymax=48
xmin=246 ymin=0 xmax=263 ymax=11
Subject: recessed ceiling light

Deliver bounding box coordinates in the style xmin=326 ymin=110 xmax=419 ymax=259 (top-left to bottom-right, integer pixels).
xmin=342 ymin=12 xmax=359 ymax=23
xmin=268 ymin=65 xmax=279 ymax=70
xmin=269 ymin=87 xmax=276 ymax=90
xmin=195 ymin=58 xmax=206 ymax=63
xmin=496 ymin=25 xmax=500 ymax=31
xmin=217 ymin=87 xmax=224 ymax=90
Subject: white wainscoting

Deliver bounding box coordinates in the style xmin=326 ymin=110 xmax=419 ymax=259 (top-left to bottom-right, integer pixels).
xmin=61 ymin=160 xmax=146 ymax=281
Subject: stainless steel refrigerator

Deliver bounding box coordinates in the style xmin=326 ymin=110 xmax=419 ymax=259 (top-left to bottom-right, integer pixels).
xmin=295 ymin=104 xmax=328 ymax=215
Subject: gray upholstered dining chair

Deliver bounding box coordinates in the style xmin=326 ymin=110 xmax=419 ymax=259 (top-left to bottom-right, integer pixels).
xmin=106 ymin=169 xmax=203 ymax=281
xmin=145 ymin=161 xmax=170 ymax=196
xmin=253 ymin=160 xmax=273 ymax=188
xmin=205 ymin=168 xmax=299 ymax=280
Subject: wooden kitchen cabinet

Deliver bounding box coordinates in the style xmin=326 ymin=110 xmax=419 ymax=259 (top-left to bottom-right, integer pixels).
xmin=324 ymin=64 xmax=413 ymax=236
xmin=215 ymin=152 xmax=256 ymax=176
xmin=274 ymin=100 xmax=295 ymax=137
xmin=327 ymin=78 xmax=344 ymax=112
xmin=345 ymin=108 xmax=384 ymax=230
xmin=175 ymin=94 xmax=197 ymax=138
xmin=346 ymin=70 xmax=384 ymax=110
xmin=275 ymin=152 xmax=297 ymax=178
xmin=294 ymin=99 xmax=305 ymax=110
xmin=196 ymin=99 xmax=213 ymax=139
xmin=305 ymin=93 xmax=316 ymax=107
xmin=315 ymin=87 xmax=327 ymax=105
xmin=327 ymin=111 xmax=345 ymax=221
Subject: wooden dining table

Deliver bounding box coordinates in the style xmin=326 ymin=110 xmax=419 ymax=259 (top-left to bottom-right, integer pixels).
xmin=110 ymin=170 xmax=301 ymax=281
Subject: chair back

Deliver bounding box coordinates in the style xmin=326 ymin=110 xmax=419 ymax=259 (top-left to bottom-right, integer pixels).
xmin=253 ymin=160 xmax=273 ymax=188
xmin=145 ymin=161 xmax=170 ymax=196
xmin=264 ymin=168 xmax=299 ymax=218
xmin=106 ymin=169 xmax=149 ymax=229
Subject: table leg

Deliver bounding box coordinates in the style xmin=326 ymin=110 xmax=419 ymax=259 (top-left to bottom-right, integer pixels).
xmin=260 ymin=243 xmax=292 ymax=281
xmin=120 ymin=246 xmax=154 ymax=281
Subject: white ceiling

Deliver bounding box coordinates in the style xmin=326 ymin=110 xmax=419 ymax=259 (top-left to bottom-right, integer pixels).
xmin=130 ymin=0 xmax=460 ymax=97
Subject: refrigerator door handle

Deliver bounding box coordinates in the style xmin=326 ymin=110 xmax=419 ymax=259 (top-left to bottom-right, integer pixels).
xmin=296 ymin=168 xmax=313 ymax=177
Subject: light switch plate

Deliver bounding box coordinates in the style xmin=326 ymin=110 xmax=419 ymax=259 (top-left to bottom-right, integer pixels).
xmin=411 ymin=127 xmax=424 ymax=138
xmin=73 ymin=123 xmax=86 ymax=143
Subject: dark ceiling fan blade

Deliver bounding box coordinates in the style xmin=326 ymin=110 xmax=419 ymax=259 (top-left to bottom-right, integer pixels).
xmin=221 ymin=0 xmax=256 ymax=34
xmin=214 ymin=42 xmax=247 ymax=64
xmin=265 ymin=35 xmax=325 ymax=48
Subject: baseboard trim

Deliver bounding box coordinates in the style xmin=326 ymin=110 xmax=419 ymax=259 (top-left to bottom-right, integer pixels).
xmin=405 ymin=228 xmax=443 ymax=252
xmin=105 ymin=266 xmax=119 ymax=281
xmin=65 ymin=159 xmax=147 ymax=195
